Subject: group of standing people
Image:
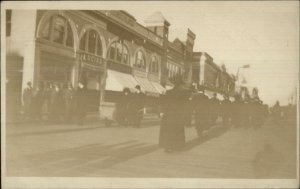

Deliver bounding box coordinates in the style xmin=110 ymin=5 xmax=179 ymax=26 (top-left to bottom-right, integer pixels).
xmin=159 ymin=75 xmax=269 ymax=153
xmin=22 ymin=81 xmax=88 ymax=125
xmin=114 ymin=85 xmax=145 ymax=128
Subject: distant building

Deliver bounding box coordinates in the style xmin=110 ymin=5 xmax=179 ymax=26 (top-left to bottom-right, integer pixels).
xmin=192 ymin=52 xmax=235 ymax=99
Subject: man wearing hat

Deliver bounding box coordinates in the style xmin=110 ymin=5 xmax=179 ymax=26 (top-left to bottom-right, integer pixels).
xmin=22 ymin=81 xmax=33 ymax=120
xmin=231 ymin=93 xmax=243 ymax=128
xmin=210 ymin=92 xmax=220 ymax=125
xmin=221 ymin=93 xmax=232 ymax=127
xmin=193 ymin=85 xmax=210 ymax=137
xmin=74 ymin=81 xmax=88 ymax=125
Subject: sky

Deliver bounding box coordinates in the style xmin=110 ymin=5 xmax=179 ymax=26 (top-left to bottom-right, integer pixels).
xmin=4 ymin=1 xmax=299 ymax=106
xmin=122 ymin=1 xmax=299 ymax=106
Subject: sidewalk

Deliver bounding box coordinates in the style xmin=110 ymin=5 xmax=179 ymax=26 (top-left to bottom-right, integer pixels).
xmin=5 ymin=112 xmax=161 ymax=136
xmin=5 ymin=117 xmax=297 ymax=178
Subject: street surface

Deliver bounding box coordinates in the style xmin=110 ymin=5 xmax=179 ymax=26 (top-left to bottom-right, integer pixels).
xmin=5 ymin=115 xmax=297 ymax=178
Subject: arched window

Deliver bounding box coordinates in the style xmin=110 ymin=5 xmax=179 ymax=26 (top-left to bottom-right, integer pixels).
xmin=40 ymin=15 xmax=73 ymax=48
xmin=149 ymin=56 xmax=159 ymax=74
xmin=79 ymin=29 xmax=103 ymax=56
xmin=134 ymin=50 xmax=146 ymax=69
xmin=108 ymin=41 xmax=129 ymax=65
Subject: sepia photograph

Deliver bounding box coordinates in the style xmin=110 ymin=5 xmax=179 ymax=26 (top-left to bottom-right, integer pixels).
xmin=1 ymin=1 xmax=299 ymax=188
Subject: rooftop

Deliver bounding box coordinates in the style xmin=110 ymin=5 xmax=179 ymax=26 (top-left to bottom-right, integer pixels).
xmin=144 ymin=11 xmax=170 ymax=26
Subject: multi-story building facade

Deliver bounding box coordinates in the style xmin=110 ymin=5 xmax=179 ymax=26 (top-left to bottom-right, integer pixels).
xmin=5 ymin=10 xmax=195 ymax=118
xmin=192 ymin=52 xmax=235 ymax=99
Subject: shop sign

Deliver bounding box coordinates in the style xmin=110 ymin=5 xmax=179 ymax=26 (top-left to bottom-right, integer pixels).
xmin=80 ymin=52 xmax=105 ymax=71
xmin=80 ymin=53 xmax=104 ymax=65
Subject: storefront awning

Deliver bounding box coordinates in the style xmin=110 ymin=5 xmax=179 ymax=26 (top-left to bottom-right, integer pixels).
xmin=135 ymin=76 xmax=160 ymax=97
xmin=217 ymin=93 xmax=224 ymax=101
xmin=151 ymin=81 xmax=166 ymax=94
xmin=105 ymin=70 xmax=138 ymax=92
xmin=166 ymin=85 xmax=174 ymax=90
xmin=205 ymin=90 xmax=214 ymax=99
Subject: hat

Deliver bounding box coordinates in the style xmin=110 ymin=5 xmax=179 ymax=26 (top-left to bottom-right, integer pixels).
xmin=123 ymin=87 xmax=130 ymax=93
xmin=135 ymin=85 xmax=141 ymax=90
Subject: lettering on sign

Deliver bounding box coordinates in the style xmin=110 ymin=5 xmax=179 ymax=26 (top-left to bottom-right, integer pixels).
xmin=80 ymin=53 xmax=104 ymax=65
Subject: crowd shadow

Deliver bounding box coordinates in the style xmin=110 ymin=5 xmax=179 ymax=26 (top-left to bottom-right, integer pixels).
xmin=7 ymin=125 xmax=102 ymax=137
xmin=184 ymin=125 xmax=229 ymax=151
xmin=252 ymin=144 xmax=288 ymax=178
xmin=7 ymin=140 xmax=159 ymax=176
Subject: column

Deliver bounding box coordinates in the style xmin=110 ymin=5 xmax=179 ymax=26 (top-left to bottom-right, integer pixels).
xmin=22 ymin=40 xmax=39 ymax=91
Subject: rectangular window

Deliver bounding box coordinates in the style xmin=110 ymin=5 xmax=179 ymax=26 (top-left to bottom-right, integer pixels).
xmin=65 ymin=24 xmax=73 ymax=47
xmin=6 ymin=10 xmax=12 ymax=37
xmin=109 ymin=46 xmax=116 ymax=60
xmin=52 ymin=16 xmax=65 ymax=44
xmin=96 ymin=36 xmax=102 ymax=56
xmin=88 ymin=30 xmax=97 ymax=54
xmin=116 ymin=43 xmax=122 ymax=62
xmin=79 ymin=32 xmax=87 ymax=51
xmin=123 ymin=54 xmax=128 ymax=64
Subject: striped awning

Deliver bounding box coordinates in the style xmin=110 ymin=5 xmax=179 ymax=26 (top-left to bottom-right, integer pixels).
xmin=105 ymin=70 xmax=138 ymax=92
xmin=134 ymin=76 xmax=160 ymax=97
xmin=151 ymin=81 xmax=166 ymax=94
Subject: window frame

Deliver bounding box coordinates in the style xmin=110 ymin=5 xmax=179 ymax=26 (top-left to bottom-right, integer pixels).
xmin=40 ymin=15 xmax=74 ymax=48
xmin=150 ymin=56 xmax=159 ymax=74
xmin=108 ymin=41 xmax=130 ymax=65
xmin=79 ymin=29 xmax=103 ymax=57
xmin=134 ymin=50 xmax=146 ymax=70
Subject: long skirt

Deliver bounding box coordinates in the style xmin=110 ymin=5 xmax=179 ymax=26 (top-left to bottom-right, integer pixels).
xmin=159 ymin=114 xmax=185 ymax=150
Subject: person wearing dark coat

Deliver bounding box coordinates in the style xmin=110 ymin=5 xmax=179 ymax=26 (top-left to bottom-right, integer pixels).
xmin=22 ymin=81 xmax=33 ymax=120
xmin=231 ymin=94 xmax=242 ymax=128
xmin=221 ymin=94 xmax=232 ymax=127
xmin=74 ymin=82 xmax=88 ymax=125
xmin=128 ymin=85 xmax=145 ymax=128
xmin=63 ymin=83 xmax=75 ymax=123
xmin=185 ymin=84 xmax=198 ymax=127
xmin=193 ymin=87 xmax=210 ymax=137
xmin=115 ymin=88 xmax=131 ymax=126
xmin=43 ymin=82 xmax=53 ymax=118
xmin=272 ymin=101 xmax=281 ymax=125
xmin=159 ymin=74 xmax=190 ymax=152
xmin=241 ymin=95 xmax=251 ymax=127
xmin=31 ymin=84 xmax=44 ymax=121
xmin=210 ymin=93 xmax=220 ymax=125
xmin=49 ymin=84 xmax=64 ymax=123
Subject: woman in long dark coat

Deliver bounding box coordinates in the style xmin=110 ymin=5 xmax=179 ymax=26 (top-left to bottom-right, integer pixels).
xmin=115 ymin=88 xmax=131 ymax=126
xmin=159 ymin=75 xmax=191 ymax=152
xmin=194 ymin=87 xmax=210 ymax=137
xmin=74 ymin=82 xmax=88 ymax=125
xmin=49 ymin=84 xmax=64 ymax=123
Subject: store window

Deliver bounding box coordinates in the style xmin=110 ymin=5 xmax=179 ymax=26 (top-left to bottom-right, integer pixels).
xmin=40 ymin=61 xmax=72 ymax=86
xmin=134 ymin=50 xmax=146 ymax=69
xmin=108 ymin=41 xmax=130 ymax=65
xmin=149 ymin=56 xmax=159 ymax=74
xmin=79 ymin=29 xmax=103 ymax=56
xmin=40 ymin=15 xmax=74 ymax=48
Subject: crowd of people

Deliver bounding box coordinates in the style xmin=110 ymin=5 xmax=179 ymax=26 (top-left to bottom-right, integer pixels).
xmin=114 ymin=85 xmax=146 ymax=128
xmin=22 ymin=81 xmax=88 ymax=125
xmin=158 ymin=75 xmax=270 ymax=153
xmin=19 ymin=76 xmax=290 ymax=154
